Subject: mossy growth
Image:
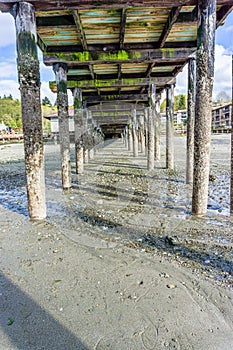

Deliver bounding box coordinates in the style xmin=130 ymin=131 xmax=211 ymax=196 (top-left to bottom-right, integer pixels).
xmin=17 ymin=31 xmax=37 ymax=58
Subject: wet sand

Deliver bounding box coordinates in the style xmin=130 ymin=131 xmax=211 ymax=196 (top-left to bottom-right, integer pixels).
xmin=0 ymin=135 xmax=232 ymax=349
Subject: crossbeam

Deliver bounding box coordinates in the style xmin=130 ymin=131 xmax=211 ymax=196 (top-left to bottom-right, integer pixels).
xmin=44 ymin=48 xmax=195 ymax=66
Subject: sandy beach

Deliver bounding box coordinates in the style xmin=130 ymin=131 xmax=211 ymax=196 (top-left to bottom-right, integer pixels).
xmin=0 ymin=135 xmax=232 ymax=349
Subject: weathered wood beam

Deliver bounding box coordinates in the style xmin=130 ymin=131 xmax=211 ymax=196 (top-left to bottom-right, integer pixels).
xmin=44 ymin=48 xmax=195 ymax=66
xmin=140 ymin=63 xmax=155 ymax=93
xmin=186 ymin=58 xmax=196 ymax=184
xmin=119 ymin=8 xmax=127 ymax=50
xmin=12 ymin=1 xmax=46 ymax=220
xmin=2 ymin=1 xmax=232 ymax=12
xmin=84 ymin=94 xmax=148 ymax=103
xmin=72 ymin=10 xmax=88 ymax=50
xmin=50 ymin=76 xmax=175 ymax=90
xmin=43 ymin=41 xmax=197 ymax=54
xmin=72 ymin=9 xmax=97 ymax=91
xmin=158 ymin=6 xmax=182 ymax=48
xmin=53 ymin=62 xmax=71 ymax=190
xmin=68 ymin=71 xmax=175 ymax=81
xmin=1 ymin=1 xmax=201 ymax=12
xmin=192 ymin=0 xmax=216 ymax=216
xmin=216 ymin=5 xmax=233 ymax=27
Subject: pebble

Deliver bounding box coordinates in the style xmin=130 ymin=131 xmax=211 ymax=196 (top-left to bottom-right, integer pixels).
xmin=167 ymin=284 xmax=176 ymax=289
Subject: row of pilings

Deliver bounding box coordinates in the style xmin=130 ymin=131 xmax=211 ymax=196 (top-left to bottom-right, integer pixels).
xmin=10 ymin=0 xmax=233 ymax=220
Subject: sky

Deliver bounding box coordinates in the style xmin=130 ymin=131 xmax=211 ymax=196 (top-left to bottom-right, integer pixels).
xmin=0 ymin=9 xmax=233 ymax=105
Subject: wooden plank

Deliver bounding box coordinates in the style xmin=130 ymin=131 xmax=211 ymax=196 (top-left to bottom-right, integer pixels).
xmin=158 ymin=6 xmax=182 ymax=48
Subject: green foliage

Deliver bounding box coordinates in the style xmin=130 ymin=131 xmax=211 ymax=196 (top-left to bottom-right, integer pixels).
xmin=0 ymin=95 xmax=53 ymax=134
xmin=42 ymin=96 xmax=52 ymax=106
xmin=175 ymin=94 xmax=187 ymax=111
xmin=160 ymin=94 xmax=187 ymax=113
xmin=0 ymin=95 xmax=22 ymax=129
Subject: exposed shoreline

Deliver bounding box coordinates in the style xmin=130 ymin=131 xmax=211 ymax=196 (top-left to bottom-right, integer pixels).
xmin=0 ymin=135 xmax=232 ymax=349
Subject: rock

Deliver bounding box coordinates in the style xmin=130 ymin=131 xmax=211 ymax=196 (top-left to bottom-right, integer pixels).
xmin=167 ymin=284 xmax=176 ymax=289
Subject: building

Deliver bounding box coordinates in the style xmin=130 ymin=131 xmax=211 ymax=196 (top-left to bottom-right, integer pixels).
xmin=212 ymin=102 xmax=232 ymax=133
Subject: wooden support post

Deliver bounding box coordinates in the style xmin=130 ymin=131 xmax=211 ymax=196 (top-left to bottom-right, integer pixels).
xmin=139 ymin=115 xmax=145 ymax=154
xmin=155 ymin=97 xmax=161 ymax=161
xmin=82 ymin=108 xmax=88 ymax=163
xmin=166 ymin=85 xmax=174 ymax=169
xmin=53 ymin=62 xmax=71 ymax=190
xmin=147 ymin=83 xmax=156 ymax=170
xmin=12 ymin=2 xmax=46 ymax=219
xmin=144 ymin=108 xmax=149 ymax=156
xmin=132 ymin=108 xmax=138 ymax=157
xmin=186 ymin=58 xmax=196 ymax=184
xmin=89 ymin=149 xmax=94 ymax=160
xmin=128 ymin=120 xmax=133 ymax=151
xmin=73 ymin=88 xmax=84 ymax=174
xmin=230 ymin=55 xmax=233 ymax=213
xmin=192 ymin=0 xmax=216 ymax=215
xmin=124 ymin=125 xmax=128 ymax=149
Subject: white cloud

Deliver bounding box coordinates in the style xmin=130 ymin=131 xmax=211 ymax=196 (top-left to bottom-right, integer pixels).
xmin=213 ymin=44 xmax=232 ymax=99
xmin=0 ymin=60 xmax=17 ymax=79
xmin=0 ymin=13 xmax=16 ymax=47
xmin=41 ymin=81 xmax=56 ymax=104
xmin=174 ymin=44 xmax=232 ymax=100
xmin=0 ymin=79 xmax=20 ymax=99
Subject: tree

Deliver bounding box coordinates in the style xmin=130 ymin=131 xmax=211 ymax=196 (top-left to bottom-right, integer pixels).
xmin=177 ymin=94 xmax=187 ymax=111
xmin=42 ymin=96 xmax=52 ymax=106
xmin=215 ymin=91 xmax=230 ymax=104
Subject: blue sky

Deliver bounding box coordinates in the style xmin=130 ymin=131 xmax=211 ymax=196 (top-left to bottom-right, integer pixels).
xmin=0 ymin=10 xmax=233 ymax=105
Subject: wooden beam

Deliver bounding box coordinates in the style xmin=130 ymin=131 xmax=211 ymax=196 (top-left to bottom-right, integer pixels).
xmin=72 ymin=10 xmax=87 ymax=50
xmin=216 ymin=5 xmax=233 ymax=27
xmin=158 ymin=6 xmax=182 ymax=48
xmin=44 ymin=48 xmax=194 ymax=66
xmin=2 ymin=1 xmax=233 ymax=12
xmin=140 ymin=62 xmax=155 ymax=93
xmin=44 ymin=41 xmax=197 ymax=54
xmin=0 ymin=1 xmax=201 ymax=12
xmin=119 ymin=8 xmax=127 ymax=50
xmin=50 ymin=76 xmax=175 ymax=90
xmin=84 ymin=94 xmax=148 ymax=103
xmin=67 ymin=71 xmax=176 ymax=81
